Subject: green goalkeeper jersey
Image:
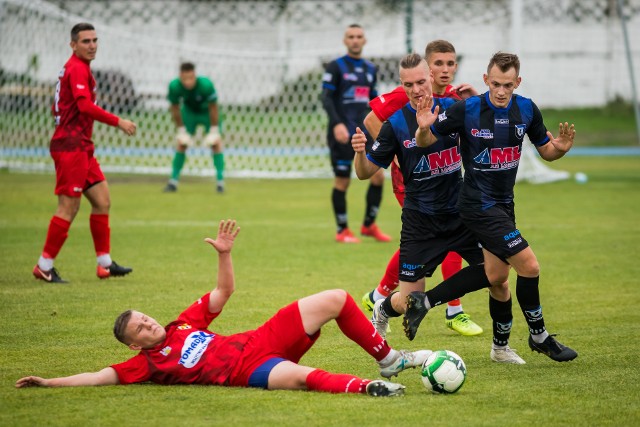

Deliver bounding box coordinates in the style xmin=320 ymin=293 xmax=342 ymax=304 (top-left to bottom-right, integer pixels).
xmin=167 ymin=76 xmax=218 ymax=113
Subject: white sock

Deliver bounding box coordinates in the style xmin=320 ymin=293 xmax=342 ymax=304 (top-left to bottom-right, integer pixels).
xmin=38 ymin=256 xmax=54 ymax=271
xmin=372 ymin=289 xmax=385 ymax=301
xmin=97 ymin=254 xmax=112 ymax=268
xmin=446 ymin=305 xmax=463 ymax=317
xmin=531 ymin=331 xmax=550 ymax=344
xmin=378 ymin=349 xmax=399 ymax=366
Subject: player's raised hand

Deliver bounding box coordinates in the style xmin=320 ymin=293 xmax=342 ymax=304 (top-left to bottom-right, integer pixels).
xmin=205 ymin=219 xmax=240 ymax=254
xmin=416 ymin=94 xmax=438 ymax=131
xmin=547 ymin=122 xmax=575 ymax=154
xmin=118 ymin=118 xmax=137 ymax=136
xmin=450 ymin=83 xmax=478 ymax=99
xmin=351 ymin=127 xmax=367 ymax=153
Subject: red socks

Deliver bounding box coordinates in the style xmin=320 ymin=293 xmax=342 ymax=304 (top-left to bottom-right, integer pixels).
xmin=306 ymin=369 xmax=369 ymax=394
xmin=376 ymin=249 xmax=400 ymax=296
xmin=442 ymin=252 xmax=463 ymax=306
xmin=335 ymin=293 xmax=391 ymax=361
xmin=42 ymin=216 xmax=71 ymax=259
xmin=89 ymin=214 xmax=110 ymax=256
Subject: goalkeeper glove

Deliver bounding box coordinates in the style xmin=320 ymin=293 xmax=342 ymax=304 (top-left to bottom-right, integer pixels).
xmin=204 ymin=127 xmax=222 ymax=147
xmin=176 ymin=126 xmax=193 ymax=146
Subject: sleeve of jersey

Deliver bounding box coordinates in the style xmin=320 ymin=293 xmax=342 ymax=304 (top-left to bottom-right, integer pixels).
xmin=68 ymin=66 xmax=119 ymax=127
xmin=111 ymin=354 xmax=151 ymax=384
xmin=167 ymin=81 xmax=180 ymax=105
xmin=76 ymin=98 xmax=119 ymax=127
xmin=321 ymin=62 xmax=339 ymax=91
xmin=527 ymin=102 xmax=550 ymax=146
xmin=365 ymin=122 xmax=396 ymax=168
xmin=176 ymin=293 xmax=219 ymax=329
xmin=431 ymin=100 xmax=464 ymax=138
xmin=204 ymin=79 xmax=218 ymax=103
xmin=369 ymin=87 xmax=408 ymax=122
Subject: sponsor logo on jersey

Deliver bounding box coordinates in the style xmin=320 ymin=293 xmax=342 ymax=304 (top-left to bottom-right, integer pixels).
xmin=403 ymin=138 xmax=417 ymax=148
xmin=473 ymin=146 xmax=521 ymax=170
xmin=515 ymin=124 xmax=526 ymax=139
xmin=342 ymin=73 xmax=359 ymax=81
xmin=322 ymin=72 xmax=332 ymax=82
xmin=438 ymin=111 xmax=447 ymax=122
xmin=402 ymin=263 xmax=424 ymax=271
xmin=378 ymin=94 xmax=386 ymax=103
xmin=507 ymin=237 xmax=523 ymax=248
xmin=160 ymin=346 xmax=172 ymax=356
xmin=471 ymin=128 xmax=494 ymax=139
xmin=177 ymin=323 xmax=192 ymax=330
xmin=400 ymin=270 xmax=415 ymax=277
xmin=353 ymin=86 xmax=370 ymax=101
xmin=179 ymin=331 xmax=214 ymax=369
xmin=76 ymin=84 xmax=85 ymax=90
xmin=495 ymin=118 xmax=509 ymax=125
xmin=412 ymin=146 xmax=462 ymax=178
xmin=371 ymin=141 xmax=380 ymax=151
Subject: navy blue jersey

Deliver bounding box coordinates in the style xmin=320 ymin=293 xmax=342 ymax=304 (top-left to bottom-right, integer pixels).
xmin=367 ymin=98 xmax=462 ymax=215
xmin=431 ymin=92 xmax=549 ymax=211
xmin=322 ymin=55 xmax=378 ymax=136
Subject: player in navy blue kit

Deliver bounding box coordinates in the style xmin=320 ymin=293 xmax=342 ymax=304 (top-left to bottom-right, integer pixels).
xmin=322 ymin=24 xmax=390 ymax=243
xmin=352 ymin=54 xmax=505 ymax=353
xmin=405 ymin=52 xmax=578 ymax=363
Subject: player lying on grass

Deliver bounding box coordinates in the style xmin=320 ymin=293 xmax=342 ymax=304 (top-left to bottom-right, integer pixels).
xmin=16 ymin=220 xmax=431 ymax=397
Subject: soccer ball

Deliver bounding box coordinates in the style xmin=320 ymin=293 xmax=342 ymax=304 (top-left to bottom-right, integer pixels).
xmin=420 ymin=350 xmax=467 ymax=394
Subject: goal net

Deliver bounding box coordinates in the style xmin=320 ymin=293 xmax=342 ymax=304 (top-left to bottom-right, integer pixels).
xmin=1 ymin=0 xmax=638 ymax=180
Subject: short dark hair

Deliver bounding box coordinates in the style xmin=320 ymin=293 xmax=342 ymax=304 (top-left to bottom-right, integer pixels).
xmin=180 ymin=62 xmax=196 ymax=73
xmin=113 ymin=310 xmax=133 ymax=345
xmin=347 ymin=23 xmax=362 ymax=29
xmin=424 ymin=40 xmax=456 ymax=62
xmin=487 ymin=52 xmax=520 ymax=75
xmin=399 ymin=52 xmax=425 ymax=71
xmin=71 ymin=23 xmax=95 ymax=42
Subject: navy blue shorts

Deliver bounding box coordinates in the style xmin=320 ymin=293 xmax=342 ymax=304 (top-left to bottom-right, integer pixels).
xmin=459 ymin=203 xmax=529 ymax=262
xmin=247 ymin=357 xmax=287 ymax=389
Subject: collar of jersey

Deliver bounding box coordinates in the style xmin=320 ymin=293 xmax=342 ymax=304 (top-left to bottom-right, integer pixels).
xmin=484 ymin=91 xmax=514 ymax=112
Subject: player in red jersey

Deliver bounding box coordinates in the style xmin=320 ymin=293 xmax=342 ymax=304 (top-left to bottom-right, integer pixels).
xmin=17 ymin=220 xmax=432 ymax=397
xmin=32 ymin=23 xmax=137 ymax=283
xmin=361 ymin=41 xmax=483 ymax=337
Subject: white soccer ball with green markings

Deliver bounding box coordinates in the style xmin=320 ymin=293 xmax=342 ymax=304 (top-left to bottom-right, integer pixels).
xmin=420 ymin=350 xmax=467 ymax=394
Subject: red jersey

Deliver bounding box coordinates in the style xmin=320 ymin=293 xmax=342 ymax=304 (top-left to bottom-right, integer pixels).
xmin=50 ymin=55 xmax=118 ymax=151
xmin=369 ymin=85 xmax=462 ymax=202
xmin=111 ymin=294 xmax=252 ymax=386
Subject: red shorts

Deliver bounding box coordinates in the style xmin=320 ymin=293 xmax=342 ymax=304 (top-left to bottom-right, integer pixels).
xmin=51 ymin=150 xmax=105 ymax=197
xmin=229 ymin=301 xmax=319 ymax=387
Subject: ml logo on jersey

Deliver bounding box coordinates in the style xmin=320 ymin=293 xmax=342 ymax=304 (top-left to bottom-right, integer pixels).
xmin=473 ymin=146 xmax=521 ymax=170
xmin=471 ymin=129 xmax=494 ymax=139
xmin=515 ymin=124 xmax=526 ymax=139
xmin=413 ymin=146 xmax=461 ymax=177
xmin=403 ymin=138 xmax=417 ymax=148
xmin=179 ymin=331 xmax=214 ymax=369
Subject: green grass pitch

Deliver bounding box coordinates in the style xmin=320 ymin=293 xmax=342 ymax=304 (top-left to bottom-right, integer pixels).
xmin=1 ymin=155 xmax=639 ymax=426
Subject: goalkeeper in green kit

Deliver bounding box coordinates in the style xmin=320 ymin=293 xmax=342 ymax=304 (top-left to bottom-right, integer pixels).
xmin=163 ymin=62 xmax=226 ymax=193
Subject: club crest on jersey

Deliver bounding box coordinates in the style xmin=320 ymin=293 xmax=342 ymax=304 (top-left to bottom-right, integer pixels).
xmin=179 ymin=331 xmax=214 ymax=369
xmin=160 ymin=346 xmax=172 ymax=356
xmin=515 ymin=124 xmax=526 ymax=139
xmin=471 ymin=129 xmax=494 ymax=139
xmin=403 ymin=138 xmax=417 ymax=148
xmin=412 ymin=146 xmax=461 ymax=178
xmin=177 ymin=323 xmax=192 ymax=330
xmin=438 ymin=111 xmax=447 ymax=122
xmin=473 ymin=146 xmax=521 ymax=170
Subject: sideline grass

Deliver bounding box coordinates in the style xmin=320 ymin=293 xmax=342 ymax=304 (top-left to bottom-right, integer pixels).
xmin=1 ymin=156 xmax=639 ymax=426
